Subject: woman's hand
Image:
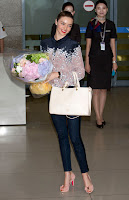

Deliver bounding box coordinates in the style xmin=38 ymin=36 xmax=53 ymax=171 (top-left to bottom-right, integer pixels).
xmin=112 ymin=63 xmax=118 ymax=72
xmin=45 ymin=72 xmax=59 ymax=82
xmin=85 ymin=63 xmax=91 ymax=74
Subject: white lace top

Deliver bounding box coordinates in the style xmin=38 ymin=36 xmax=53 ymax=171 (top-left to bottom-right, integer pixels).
xmin=40 ymin=35 xmax=85 ymax=87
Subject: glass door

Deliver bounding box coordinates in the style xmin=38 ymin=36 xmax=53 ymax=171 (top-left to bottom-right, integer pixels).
xmin=24 ymin=0 xmax=125 ymax=85
xmin=23 ymin=0 xmax=111 ymax=52
xmin=23 ymin=0 xmax=64 ymax=50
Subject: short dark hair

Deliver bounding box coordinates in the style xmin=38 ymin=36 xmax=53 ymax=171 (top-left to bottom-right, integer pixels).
xmin=57 ymin=11 xmax=74 ymax=22
xmin=95 ymin=0 xmax=108 ymax=8
xmin=62 ymin=2 xmax=74 ymax=11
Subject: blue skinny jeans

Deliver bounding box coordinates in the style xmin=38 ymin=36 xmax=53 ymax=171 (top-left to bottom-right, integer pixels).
xmin=50 ymin=114 xmax=89 ymax=173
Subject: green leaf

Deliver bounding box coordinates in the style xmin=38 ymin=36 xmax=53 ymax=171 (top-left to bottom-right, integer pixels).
xmin=26 ymin=55 xmax=32 ymax=62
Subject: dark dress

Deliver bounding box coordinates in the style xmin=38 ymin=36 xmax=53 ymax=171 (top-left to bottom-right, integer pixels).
xmin=51 ymin=23 xmax=81 ymax=44
xmin=85 ymin=19 xmax=117 ymax=89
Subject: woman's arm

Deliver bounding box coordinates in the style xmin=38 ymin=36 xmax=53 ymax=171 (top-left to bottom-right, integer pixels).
xmin=70 ymin=46 xmax=85 ymax=81
xmin=85 ymin=38 xmax=91 ymax=74
xmin=45 ymin=72 xmax=59 ymax=82
xmin=110 ymin=38 xmax=118 ymax=72
xmin=0 ymin=39 xmax=4 ymax=53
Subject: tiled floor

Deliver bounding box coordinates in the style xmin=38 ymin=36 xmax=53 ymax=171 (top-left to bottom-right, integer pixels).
xmin=0 ymin=87 xmax=129 ymax=200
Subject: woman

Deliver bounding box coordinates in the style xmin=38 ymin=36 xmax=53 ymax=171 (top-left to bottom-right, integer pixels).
xmin=85 ymin=0 xmax=118 ymax=128
xmin=51 ymin=2 xmax=81 ymax=43
xmin=41 ymin=11 xmax=93 ymax=193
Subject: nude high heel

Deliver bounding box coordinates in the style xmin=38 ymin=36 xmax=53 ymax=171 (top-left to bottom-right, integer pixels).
xmin=70 ymin=173 xmax=75 ymax=186
xmin=60 ymin=173 xmax=75 ymax=192
xmin=84 ymin=174 xmax=94 ymax=194
xmin=60 ymin=184 xmax=70 ymax=192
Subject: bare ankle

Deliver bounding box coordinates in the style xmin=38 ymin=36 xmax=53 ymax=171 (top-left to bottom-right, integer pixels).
xmin=82 ymin=172 xmax=88 ymax=177
xmin=64 ymin=171 xmax=70 ymax=176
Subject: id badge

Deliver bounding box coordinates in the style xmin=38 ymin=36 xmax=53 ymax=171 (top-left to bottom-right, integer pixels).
xmin=100 ymin=42 xmax=105 ymax=51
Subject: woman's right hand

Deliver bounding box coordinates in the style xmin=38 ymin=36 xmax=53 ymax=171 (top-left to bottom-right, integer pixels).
xmin=45 ymin=72 xmax=59 ymax=83
xmin=85 ymin=63 xmax=91 ymax=74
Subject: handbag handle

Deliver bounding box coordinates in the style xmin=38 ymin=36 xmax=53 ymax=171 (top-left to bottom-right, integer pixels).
xmin=62 ymin=72 xmax=80 ymax=90
xmin=62 ymin=81 xmax=69 ymax=90
xmin=72 ymin=72 xmax=80 ymax=88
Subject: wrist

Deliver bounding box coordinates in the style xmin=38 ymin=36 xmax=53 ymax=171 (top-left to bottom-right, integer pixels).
xmin=58 ymin=72 xmax=61 ymax=78
xmin=112 ymin=60 xmax=117 ymax=64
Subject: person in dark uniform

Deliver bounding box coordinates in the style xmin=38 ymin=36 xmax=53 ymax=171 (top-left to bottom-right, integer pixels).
xmin=41 ymin=11 xmax=93 ymax=193
xmin=85 ymin=0 xmax=118 ymax=128
xmin=51 ymin=2 xmax=81 ymax=44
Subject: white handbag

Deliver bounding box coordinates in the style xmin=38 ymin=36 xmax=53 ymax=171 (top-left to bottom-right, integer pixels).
xmin=49 ymin=72 xmax=92 ymax=116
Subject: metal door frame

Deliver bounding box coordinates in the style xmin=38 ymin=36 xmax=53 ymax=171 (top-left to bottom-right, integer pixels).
xmin=110 ymin=0 xmax=129 ymax=86
xmin=110 ymin=0 xmax=118 ymax=87
xmin=22 ymin=0 xmax=25 ymax=49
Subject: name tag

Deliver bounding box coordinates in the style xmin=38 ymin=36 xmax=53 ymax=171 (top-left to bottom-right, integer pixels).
xmin=106 ymin=30 xmax=111 ymax=32
xmin=100 ymin=42 xmax=105 ymax=51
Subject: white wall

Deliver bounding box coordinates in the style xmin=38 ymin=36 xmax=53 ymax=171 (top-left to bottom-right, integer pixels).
xmin=0 ymin=0 xmax=22 ymax=51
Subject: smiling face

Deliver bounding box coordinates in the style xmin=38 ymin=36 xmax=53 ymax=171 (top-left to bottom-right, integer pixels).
xmin=95 ymin=3 xmax=108 ymax=18
xmin=55 ymin=16 xmax=73 ymax=39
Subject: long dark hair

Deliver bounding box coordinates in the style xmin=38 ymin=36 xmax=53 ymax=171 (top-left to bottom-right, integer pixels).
xmin=57 ymin=11 xmax=74 ymax=22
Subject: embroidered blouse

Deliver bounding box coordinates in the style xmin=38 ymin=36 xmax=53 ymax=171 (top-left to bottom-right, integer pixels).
xmin=40 ymin=36 xmax=85 ymax=87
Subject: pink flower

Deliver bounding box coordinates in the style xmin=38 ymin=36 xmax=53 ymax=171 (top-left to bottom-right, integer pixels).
xmin=20 ymin=58 xmax=27 ymax=67
xmin=11 ymin=68 xmax=16 ymax=73
xmin=39 ymin=58 xmax=46 ymax=63
xmin=26 ymin=60 xmax=31 ymax=65
xmin=22 ymin=62 xmax=40 ymax=81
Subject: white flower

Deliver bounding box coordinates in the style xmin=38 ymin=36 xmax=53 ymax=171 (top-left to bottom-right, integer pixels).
xmin=16 ymin=65 xmax=22 ymax=73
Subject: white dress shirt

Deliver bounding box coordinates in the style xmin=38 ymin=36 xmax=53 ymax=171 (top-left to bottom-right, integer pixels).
xmin=0 ymin=21 xmax=7 ymax=39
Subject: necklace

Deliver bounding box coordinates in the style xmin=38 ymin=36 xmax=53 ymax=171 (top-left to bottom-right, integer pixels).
xmin=96 ymin=16 xmax=106 ymax=21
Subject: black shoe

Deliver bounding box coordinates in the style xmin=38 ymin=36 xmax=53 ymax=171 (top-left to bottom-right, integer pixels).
xmin=102 ymin=121 xmax=106 ymax=125
xmin=96 ymin=122 xmax=103 ymax=128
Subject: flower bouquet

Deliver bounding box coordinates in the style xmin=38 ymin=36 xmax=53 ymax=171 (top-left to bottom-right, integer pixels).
xmin=11 ymin=52 xmax=53 ymax=97
xmin=29 ymin=81 xmax=52 ymax=98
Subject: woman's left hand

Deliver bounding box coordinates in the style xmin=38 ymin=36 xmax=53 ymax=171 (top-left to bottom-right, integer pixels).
xmin=45 ymin=72 xmax=59 ymax=82
xmin=112 ymin=63 xmax=118 ymax=72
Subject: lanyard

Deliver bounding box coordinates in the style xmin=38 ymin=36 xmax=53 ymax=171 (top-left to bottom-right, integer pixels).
xmin=100 ymin=22 xmax=106 ymax=42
